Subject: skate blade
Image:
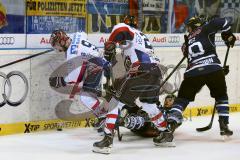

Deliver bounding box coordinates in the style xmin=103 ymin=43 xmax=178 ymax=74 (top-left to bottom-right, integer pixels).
xmin=221 ymin=135 xmax=231 ymax=141
xmin=154 ymin=141 xmax=176 ymax=147
xmin=92 ymin=146 xmax=112 ymax=154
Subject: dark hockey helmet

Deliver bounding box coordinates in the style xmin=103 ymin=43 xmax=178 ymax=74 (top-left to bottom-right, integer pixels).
xmin=164 ymin=94 xmax=176 ymax=109
xmin=50 ymin=29 xmax=70 ymax=52
xmin=165 ymin=94 xmax=176 ymax=101
xmin=185 ymin=16 xmax=203 ymax=30
xmin=123 ymin=15 xmax=138 ymax=28
xmin=198 ymin=15 xmax=209 ymax=25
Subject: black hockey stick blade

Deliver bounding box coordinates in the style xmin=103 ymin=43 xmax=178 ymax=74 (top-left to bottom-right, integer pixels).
xmin=196 ymin=123 xmax=212 ymax=132
xmin=196 ymin=105 xmax=216 ymax=132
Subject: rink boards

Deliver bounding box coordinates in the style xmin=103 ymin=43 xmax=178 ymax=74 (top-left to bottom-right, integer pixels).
xmin=0 ymin=44 xmax=239 ymax=136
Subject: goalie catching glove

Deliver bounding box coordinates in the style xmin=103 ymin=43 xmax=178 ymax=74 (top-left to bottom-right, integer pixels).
xmin=221 ymin=30 xmax=236 ymax=48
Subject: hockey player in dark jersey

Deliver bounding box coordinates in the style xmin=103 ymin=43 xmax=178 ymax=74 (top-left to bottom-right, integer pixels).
xmin=154 ymin=16 xmax=236 ymax=146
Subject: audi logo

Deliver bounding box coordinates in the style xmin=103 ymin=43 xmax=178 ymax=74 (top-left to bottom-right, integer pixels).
xmin=0 ymin=71 xmax=28 ymax=107
xmin=0 ymin=37 xmax=15 ymax=45
xmin=167 ymin=36 xmax=180 ymax=43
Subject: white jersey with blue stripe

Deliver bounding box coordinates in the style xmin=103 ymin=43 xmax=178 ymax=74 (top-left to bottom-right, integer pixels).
xmin=65 ymin=32 xmax=100 ymax=82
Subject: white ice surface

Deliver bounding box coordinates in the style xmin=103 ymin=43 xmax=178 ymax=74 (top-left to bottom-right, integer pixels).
xmin=0 ymin=113 xmax=240 ymax=160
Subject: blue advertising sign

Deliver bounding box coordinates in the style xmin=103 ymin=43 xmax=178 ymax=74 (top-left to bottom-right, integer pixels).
xmin=27 ymin=16 xmax=86 ymax=34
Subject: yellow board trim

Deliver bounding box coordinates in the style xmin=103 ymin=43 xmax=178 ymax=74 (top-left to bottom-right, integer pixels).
xmin=1 ymin=104 xmax=240 ymax=136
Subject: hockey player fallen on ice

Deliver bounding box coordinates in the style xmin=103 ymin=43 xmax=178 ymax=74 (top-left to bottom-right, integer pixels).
xmin=154 ymin=16 xmax=236 ymax=147
xmin=119 ymin=94 xmax=176 ymax=138
xmin=93 ymin=15 xmax=168 ymax=154
xmin=49 ymin=30 xmax=110 ymax=124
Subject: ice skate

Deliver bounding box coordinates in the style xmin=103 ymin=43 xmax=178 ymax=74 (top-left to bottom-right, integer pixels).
xmin=93 ymin=134 xmax=113 ymax=154
xmin=153 ymin=131 xmax=176 ymax=147
xmin=219 ymin=117 xmax=233 ymax=141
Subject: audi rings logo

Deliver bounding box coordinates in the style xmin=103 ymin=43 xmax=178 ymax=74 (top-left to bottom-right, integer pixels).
xmin=167 ymin=36 xmax=180 ymax=43
xmin=0 ymin=37 xmax=15 ymax=45
xmin=0 ymin=71 xmax=28 ymax=107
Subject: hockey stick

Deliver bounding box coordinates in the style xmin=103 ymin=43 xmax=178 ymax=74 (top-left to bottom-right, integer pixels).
xmin=159 ymin=35 xmax=188 ymax=89
xmin=223 ymin=46 xmax=230 ymax=67
xmin=116 ymin=109 xmax=123 ymax=141
xmin=107 ymin=63 xmax=123 ymax=141
xmin=159 ymin=56 xmax=186 ymax=89
xmin=196 ymin=103 xmax=216 ymax=132
xmin=0 ymin=49 xmax=54 ymax=69
xmin=196 ymin=46 xmax=230 ymax=132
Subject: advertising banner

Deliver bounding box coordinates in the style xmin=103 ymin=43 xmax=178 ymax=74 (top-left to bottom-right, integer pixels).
xmin=0 ymin=34 xmax=26 ymax=48
xmin=26 ymin=16 xmax=86 ymax=34
xmin=26 ymin=34 xmax=51 ymax=48
xmin=26 ymin=0 xmax=86 ymax=18
xmin=25 ymin=33 xmax=240 ymax=49
xmin=87 ymin=33 xmax=240 ymax=48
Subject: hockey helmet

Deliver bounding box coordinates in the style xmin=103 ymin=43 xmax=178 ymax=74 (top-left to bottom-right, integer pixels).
xmin=185 ymin=16 xmax=203 ymax=30
xmin=123 ymin=15 xmax=138 ymax=28
xmin=164 ymin=94 xmax=176 ymax=108
xmin=50 ymin=29 xmax=70 ymax=52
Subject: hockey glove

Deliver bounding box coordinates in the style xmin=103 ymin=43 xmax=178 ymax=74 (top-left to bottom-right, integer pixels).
xmin=104 ymin=41 xmax=116 ymax=62
xmin=49 ymin=76 xmax=66 ymax=88
xmin=223 ymin=65 xmax=229 ymax=75
xmin=181 ymin=35 xmax=189 ymax=57
xmin=181 ymin=43 xmax=188 ymax=57
xmin=221 ymin=31 xmax=236 ymax=48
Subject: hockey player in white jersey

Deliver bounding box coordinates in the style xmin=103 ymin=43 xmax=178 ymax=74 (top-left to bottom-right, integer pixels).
xmin=49 ymin=30 xmax=109 ymax=120
xmin=93 ymin=15 xmax=167 ymax=154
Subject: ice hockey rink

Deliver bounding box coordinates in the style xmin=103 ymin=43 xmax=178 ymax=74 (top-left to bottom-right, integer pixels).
xmin=0 ymin=112 xmax=239 ymax=160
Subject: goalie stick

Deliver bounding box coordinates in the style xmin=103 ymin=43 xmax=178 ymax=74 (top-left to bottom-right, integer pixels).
xmin=196 ymin=46 xmax=230 ymax=132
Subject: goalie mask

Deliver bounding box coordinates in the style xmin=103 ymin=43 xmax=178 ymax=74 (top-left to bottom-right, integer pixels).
xmin=50 ymin=29 xmax=70 ymax=52
xmin=124 ymin=15 xmax=138 ymax=28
